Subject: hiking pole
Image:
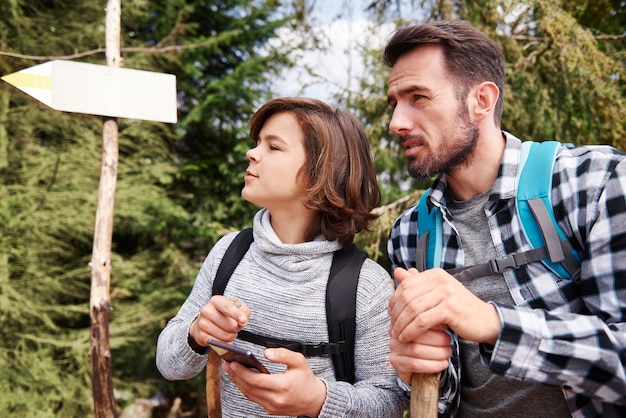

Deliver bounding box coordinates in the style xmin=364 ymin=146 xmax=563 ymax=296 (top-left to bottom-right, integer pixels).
xmin=410 ymin=372 xmax=439 ymax=418
xmin=206 ymin=349 xmax=222 ymax=418
xmin=409 ymin=245 xmax=440 ymax=417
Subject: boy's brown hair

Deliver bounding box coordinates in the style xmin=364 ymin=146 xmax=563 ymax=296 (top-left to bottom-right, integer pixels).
xmin=250 ymin=97 xmax=381 ymax=247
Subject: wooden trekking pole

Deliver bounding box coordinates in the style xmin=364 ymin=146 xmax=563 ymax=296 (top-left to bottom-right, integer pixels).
xmin=205 ymin=350 xmax=222 ymax=418
xmin=410 ymin=372 xmax=440 ymax=418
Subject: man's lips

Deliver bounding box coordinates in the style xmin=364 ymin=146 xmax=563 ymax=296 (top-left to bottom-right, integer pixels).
xmin=401 ymin=137 xmax=423 ymax=149
xmin=401 ymin=139 xmax=424 ymax=157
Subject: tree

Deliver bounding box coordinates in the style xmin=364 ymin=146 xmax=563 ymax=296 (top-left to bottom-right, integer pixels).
xmin=492 ymin=0 xmax=626 ymax=147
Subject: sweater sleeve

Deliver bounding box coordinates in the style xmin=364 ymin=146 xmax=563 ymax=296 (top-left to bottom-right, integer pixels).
xmin=156 ymin=233 xmax=237 ymax=380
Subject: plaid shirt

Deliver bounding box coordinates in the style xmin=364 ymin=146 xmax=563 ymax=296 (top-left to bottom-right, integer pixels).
xmin=388 ymin=133 xmax=626 ymax=417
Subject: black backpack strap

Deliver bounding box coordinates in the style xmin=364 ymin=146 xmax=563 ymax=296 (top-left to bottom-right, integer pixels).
xmin=326 ymin=244 xmax=367 ymax=383
xmin=212 ymin=228 xmax=254 ymax=296
xmin=214 ymin=230 xmax=366 ymax=383
xmin=237 ymin=329 xmax=342 ymax=356
xmin=239 ymin=244 xmax=366 ymax=383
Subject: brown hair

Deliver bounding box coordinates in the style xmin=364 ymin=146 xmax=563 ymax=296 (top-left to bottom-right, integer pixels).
xmin=383 ymin=20 xmax=505 ymax=126
xmin=249 ymin=97 xmax=381 ymax=247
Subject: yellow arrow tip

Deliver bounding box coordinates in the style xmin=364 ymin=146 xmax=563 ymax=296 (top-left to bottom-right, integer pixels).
xmin=2 ymin=72 xmax=52 ymax=90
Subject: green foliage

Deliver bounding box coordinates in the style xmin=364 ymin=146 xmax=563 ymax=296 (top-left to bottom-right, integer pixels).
xmin=114 ymin=0 xmax=298 ymax=251
xmin=0 ymin=101 xmax=103 ymax=416
xmin=497 ymin=0 xmax=626 ymax=147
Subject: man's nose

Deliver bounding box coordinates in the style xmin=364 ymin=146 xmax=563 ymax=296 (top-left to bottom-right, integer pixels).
xmin=389 ymin=105 xmax=413 ymax=135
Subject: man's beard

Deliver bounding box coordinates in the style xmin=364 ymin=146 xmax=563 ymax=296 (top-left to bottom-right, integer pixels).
xmin=405 ymin=111 xmax=479 ymax=180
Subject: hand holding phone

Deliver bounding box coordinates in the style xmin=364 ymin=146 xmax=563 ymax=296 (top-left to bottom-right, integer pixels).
xmin=207 ymin=339 xmax=269 ymax=374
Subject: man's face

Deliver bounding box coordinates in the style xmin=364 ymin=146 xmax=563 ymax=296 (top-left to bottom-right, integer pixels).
xmin=387 ymin=45 xmax=478 ymax=179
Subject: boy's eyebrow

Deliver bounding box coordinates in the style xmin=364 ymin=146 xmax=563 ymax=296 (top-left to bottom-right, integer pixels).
xmin=258 ymin=134 xmax=287 ymax=145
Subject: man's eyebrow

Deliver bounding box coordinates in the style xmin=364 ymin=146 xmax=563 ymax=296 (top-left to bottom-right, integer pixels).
xmin=387 ymin=85 xmax=428 ymax=104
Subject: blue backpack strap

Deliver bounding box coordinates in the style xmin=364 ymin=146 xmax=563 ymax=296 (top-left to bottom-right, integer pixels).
xmin=414 ymin=142 xmax=581 ymax=283
xmin=417 ymin=191 xmax=443 ymax=270
xmin=517 ymin=141 xmax=581 ymax=279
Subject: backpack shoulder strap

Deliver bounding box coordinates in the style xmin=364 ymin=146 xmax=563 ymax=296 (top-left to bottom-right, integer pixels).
xmin=416 ymin=142 xmax=581 ymax=282
xmin=416 ymin=191 xmax=442 ymax=270
xmin=517 ymin=141 xmax=581 ymax=279
xmin=212 ymin=228 xmax=254 ymax=296
xmin=214 ymin=228 xmax=366 ymax=383
xmin=326 ymin=244 xmax=367 ymax=383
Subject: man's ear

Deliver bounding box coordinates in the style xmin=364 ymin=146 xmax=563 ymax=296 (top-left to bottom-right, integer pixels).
xmin=468 ymin=81 xmax=499 ymax=123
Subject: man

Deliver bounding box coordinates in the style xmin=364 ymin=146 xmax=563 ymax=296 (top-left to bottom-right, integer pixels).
xmin=385 ymin=20 xmax=626 ymax=417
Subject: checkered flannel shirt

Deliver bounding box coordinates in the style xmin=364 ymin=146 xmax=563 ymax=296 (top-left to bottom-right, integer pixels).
xmin=388 ymin=132 xmax=626 ymax=417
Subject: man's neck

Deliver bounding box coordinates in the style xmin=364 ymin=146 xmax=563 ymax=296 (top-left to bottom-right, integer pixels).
xmin=445 ymin=129 xmax=505 ymax=201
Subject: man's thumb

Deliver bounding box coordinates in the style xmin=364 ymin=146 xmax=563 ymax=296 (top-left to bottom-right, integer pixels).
xmin=393 ymin=267 xmax=418 ymax=283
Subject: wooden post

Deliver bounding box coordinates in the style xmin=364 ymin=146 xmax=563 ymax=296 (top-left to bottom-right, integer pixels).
xmin=89 ymin=0 xmax=121 ymax=417
xmin=410 ymin=373 xmax=440 ymax=418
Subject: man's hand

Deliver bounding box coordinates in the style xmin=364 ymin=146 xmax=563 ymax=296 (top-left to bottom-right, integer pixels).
xmin=389 ymin=267 xmax=502 ymax=346
xmin=389 ymin=325 xmax=451 ymax=383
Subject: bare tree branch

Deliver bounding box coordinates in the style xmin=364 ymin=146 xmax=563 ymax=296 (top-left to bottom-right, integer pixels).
xmin=0 ymin=32 xmax=241 ymax=62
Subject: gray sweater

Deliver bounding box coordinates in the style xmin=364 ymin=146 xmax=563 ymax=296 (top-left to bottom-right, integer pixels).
xmin=156 ymin=209 xmax=407 ymax=417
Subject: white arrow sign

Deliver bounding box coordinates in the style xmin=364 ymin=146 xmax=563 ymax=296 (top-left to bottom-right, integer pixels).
xmin=1 ymin=60 xmax=177 ymax=123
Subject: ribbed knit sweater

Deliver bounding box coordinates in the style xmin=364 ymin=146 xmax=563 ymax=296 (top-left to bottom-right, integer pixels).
xmin=156 ymin=209 xmax=408 ymax=417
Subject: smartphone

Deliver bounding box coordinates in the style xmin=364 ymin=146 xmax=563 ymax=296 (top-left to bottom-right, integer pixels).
xmin=207 ymin=339 xmax=270 ymax=374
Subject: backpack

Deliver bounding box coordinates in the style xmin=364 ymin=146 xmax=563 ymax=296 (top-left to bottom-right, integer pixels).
xmin=211 ymin=227 xmax=367 ymax=383
xmin=416 ymin=141 xmax=581 ymax=282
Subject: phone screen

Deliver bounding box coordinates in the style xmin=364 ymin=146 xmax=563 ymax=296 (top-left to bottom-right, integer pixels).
xmin=207 ymin=339 xmax=270 ymax=374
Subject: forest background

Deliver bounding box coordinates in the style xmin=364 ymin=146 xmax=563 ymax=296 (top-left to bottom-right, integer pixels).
xmin=0 ymin=0 xmax=624 ymax=417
